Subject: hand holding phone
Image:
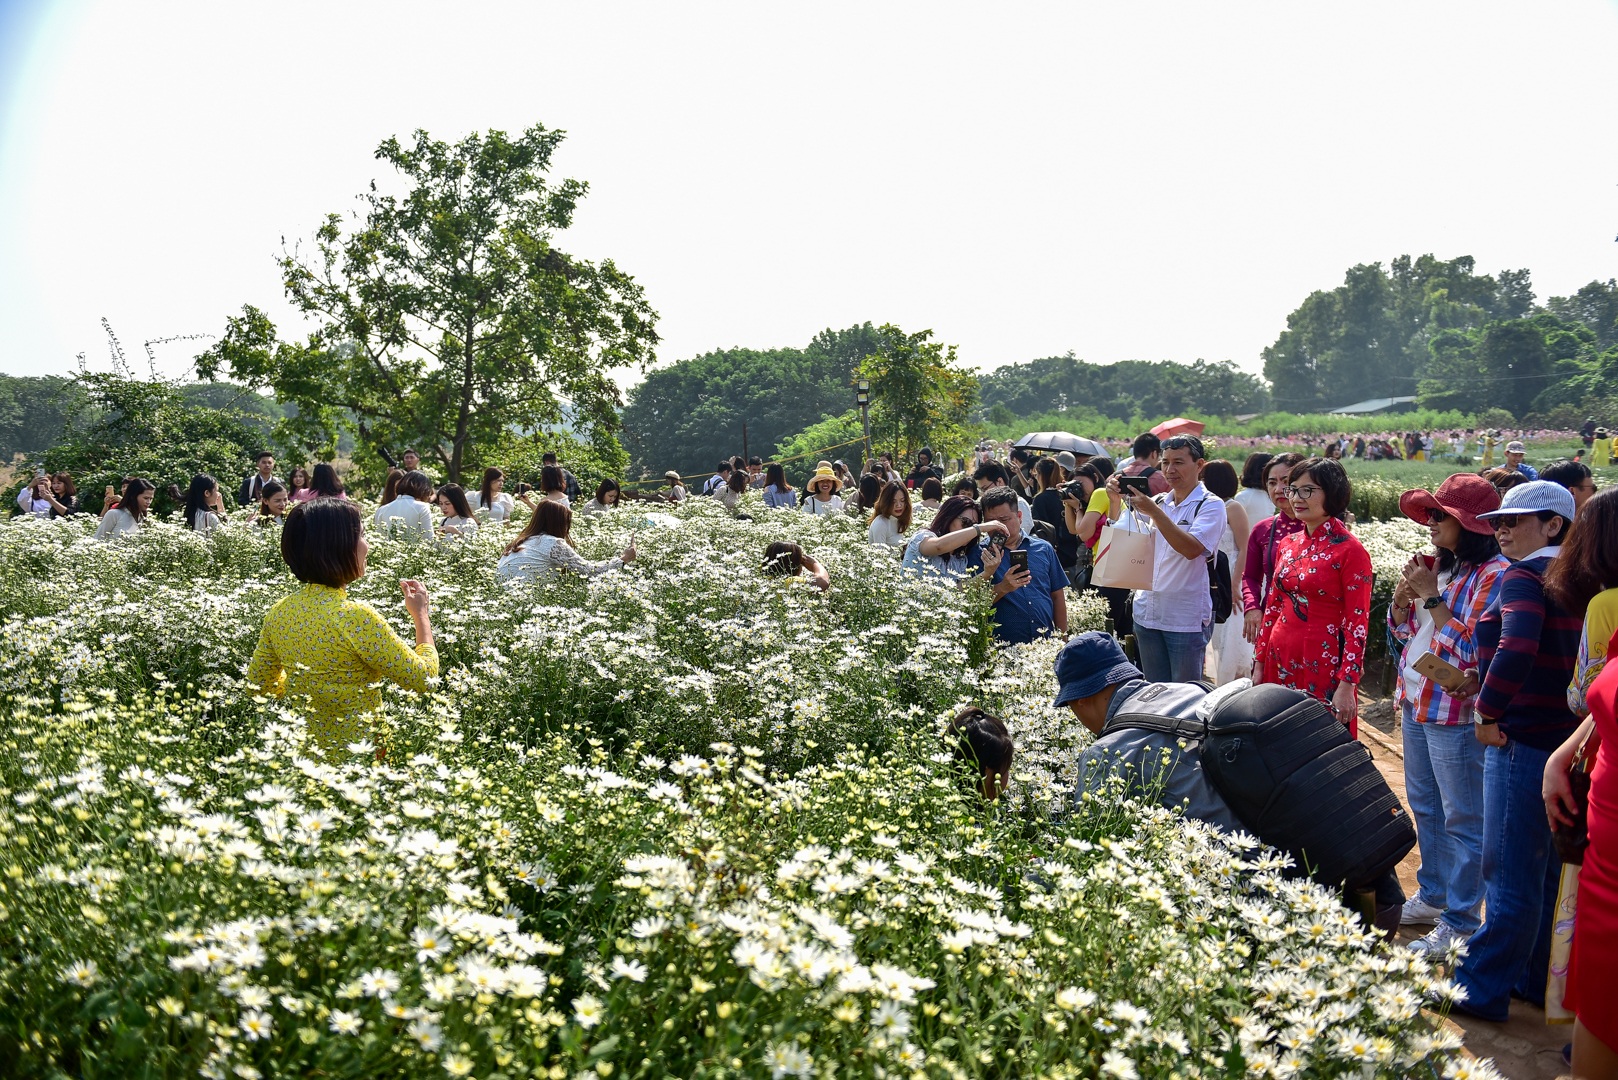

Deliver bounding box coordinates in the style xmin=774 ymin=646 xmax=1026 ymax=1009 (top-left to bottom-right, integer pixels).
xmin=1118 ymin=475 xmax=1152 ymax=497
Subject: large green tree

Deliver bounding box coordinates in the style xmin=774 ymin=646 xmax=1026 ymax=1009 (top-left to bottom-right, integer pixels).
xmin=857 ymin=324 xmax=978 ymax=463
xmin=620 ymin=324 xmax=881 ymax=477
xmin=198 ymin=124 xmax=658 ymax=483
xmin=1263 ymin=254 xmax=1532 ymax=411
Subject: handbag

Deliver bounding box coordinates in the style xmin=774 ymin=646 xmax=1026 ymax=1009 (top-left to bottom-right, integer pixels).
xmin=1092 ymin=511 xmax=1155 ymax=591
xmin=1552 ymin=734 xmax=1595 ymax=865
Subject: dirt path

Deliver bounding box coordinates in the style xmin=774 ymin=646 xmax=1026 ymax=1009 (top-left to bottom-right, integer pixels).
xmin=1359 ymin=699 xmax=1571 ymax=1080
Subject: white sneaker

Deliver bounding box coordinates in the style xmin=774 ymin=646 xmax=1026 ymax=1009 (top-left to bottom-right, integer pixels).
xmin=1409 ymin=922 xmax=1466 ymax=959
xmin=1400 ymin=897 xmax=1443 ymax=925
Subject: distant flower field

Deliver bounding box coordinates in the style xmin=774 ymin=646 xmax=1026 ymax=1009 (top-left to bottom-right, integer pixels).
xmin=0 ymin=499 xmax=1488 ymax=1079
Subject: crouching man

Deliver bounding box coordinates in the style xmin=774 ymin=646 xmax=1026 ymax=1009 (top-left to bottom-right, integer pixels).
xmin=1053 ymin=631 xmax=1407 ymax=936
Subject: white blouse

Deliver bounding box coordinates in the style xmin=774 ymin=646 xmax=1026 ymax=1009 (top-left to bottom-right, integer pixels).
xmin=441 ymin=514 xmax=478 ymax=539
xmin=801 ymin=495 xmax=844 ymax=516
xmin=93 ymin=508 xmax=140 ymax=540
xmin=190 ymin=510 xmax=225 ymax=536
xmin=868 ymin=514 xmax=905 ymax=549
xmin=496 ymin=534 xmax=623 ymax=584
xmin=373 ymin=497 xmax=435 ymax=541
xmin=467 ymin=491 xmax=516 ymax=522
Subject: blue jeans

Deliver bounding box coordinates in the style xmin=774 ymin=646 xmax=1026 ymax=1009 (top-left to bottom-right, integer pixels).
xmin=1453 ymin=739 xmax=1562 ymax=1019
xmin=1135 ymin=623 xmax=1212 ymax=683
xmin=1401 ymin=706 xmax=1487 ymax=934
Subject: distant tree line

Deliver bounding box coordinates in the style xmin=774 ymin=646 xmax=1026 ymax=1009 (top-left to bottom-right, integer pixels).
xmin=1263 ymin=254 xmax=1618 ymax=419
xmin=974 ymin=356 xmax=1271 ymax=424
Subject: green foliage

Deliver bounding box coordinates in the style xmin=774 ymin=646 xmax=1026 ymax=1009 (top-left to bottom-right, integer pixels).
xmin=977 ymin=354 xmax=1269 ymax=422
xmin=857 ymin=324 xmax=980 ymax=464
xmin=978 ymin=407 xmax=1477 ymax=445
xmin=0 ymin=376 xmax=90 ymax=465
xmin=198 ymin=124 xmax=658 ymax=484
xmin=1263 ymin=254 xmax=1531 ymax=412
xmin=771 ymin=410 xmax=866 ymax=473
xmin=32 ymin=374 xmax=264 ymax=515
xmin=483 ymin=426 xmax=629 ymax=498
xmin=621 ymin=324 xmax=881 ymax=478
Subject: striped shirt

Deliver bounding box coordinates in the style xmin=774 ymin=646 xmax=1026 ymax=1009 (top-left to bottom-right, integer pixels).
xmin=1389 ymin=555 xmax=1509 ymax=725
xmin=1474 ymin=551 xmax=1582 ymax=750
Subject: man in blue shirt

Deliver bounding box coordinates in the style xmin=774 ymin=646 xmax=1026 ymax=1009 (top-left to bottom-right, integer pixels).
xmin=1502 ymin=441 xmax=1538 ymax=480
xmin=967 ymin=486 xmax=1067 ymax=643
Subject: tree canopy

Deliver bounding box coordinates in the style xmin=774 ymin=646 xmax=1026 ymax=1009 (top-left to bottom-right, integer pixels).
xmin=620 ymin=324 xmax=881 ymax=478
xmin=858 ymin=324 xmax=977 ymax=463
xmin=976 ymin=355 xmax=1269 ymax=422
xmin=198 ymin=124 xmax=658 ymax=483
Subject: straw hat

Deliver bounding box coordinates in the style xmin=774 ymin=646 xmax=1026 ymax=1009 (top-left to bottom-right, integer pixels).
xmin=808 ymin=466 xmax=839 ymax=495
xmin=663 ymin=470 xmax=682 ymax=483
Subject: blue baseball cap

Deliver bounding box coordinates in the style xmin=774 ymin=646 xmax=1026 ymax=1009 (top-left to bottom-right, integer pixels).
xmin=1476 ymin=480 xmax=1575 ymax=524
xmin=1053 ymin=632 xmax=1143 ymax=708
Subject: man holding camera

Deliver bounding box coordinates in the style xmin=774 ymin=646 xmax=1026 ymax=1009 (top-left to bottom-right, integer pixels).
xmin=1106 ymin=434 xmax=1226 ymax=682
xmin=966 ymin=486 xmax=1068 ymax=644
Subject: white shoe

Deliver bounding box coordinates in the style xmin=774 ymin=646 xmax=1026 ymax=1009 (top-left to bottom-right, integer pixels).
xmin=1409 ymin=922 xmax=1466 ymax=958
xmin=1400 ymin=897 xmax=1443 ymax=925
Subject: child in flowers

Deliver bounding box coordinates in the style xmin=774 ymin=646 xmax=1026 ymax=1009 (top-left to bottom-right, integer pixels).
xmin=246 ymin=499 xmax=438 ymax=752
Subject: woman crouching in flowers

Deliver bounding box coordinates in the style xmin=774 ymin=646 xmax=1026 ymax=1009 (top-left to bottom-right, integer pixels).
xmin=761 ymin=541 xmax=829 ymax=591
xmin=496 ymin=500 xmax=635 ymax=583
xmin=944 ymin=707 xmax=1013 ymax=801
xmin=246 ymin=498 xmax=438 ymax=752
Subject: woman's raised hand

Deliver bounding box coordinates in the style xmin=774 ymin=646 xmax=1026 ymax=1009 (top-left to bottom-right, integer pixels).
xmin=399 ymin=579 xmax=431 ymax=619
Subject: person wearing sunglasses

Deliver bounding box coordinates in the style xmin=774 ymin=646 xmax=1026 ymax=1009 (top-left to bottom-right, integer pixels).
xmin=1388 ymin=474 xmax=1510 ymax=957
xmin=1444 ymin=480 xmax=1582 ymax=1023
xmin=1252 ymin=457 xmax=1373 ymax=736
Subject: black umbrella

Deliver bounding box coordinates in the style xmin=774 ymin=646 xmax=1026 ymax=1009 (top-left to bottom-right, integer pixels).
xmin=1012 ymin=432 xmax=1108 ymax=458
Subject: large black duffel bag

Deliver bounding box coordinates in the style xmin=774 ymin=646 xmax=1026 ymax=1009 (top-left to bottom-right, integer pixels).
xmin=1114 ymin=682 xmax=1415 ymax=890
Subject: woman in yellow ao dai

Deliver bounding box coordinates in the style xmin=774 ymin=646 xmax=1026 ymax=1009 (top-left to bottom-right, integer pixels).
xmin=247 ymin=498 xmax=438 ymax=750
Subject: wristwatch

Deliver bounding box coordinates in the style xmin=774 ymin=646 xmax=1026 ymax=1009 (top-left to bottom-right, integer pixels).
xmin=971 ymin=523 xmax=982 ymax=538
xmin=1422 ymin=595 xmax=1444 ymax=610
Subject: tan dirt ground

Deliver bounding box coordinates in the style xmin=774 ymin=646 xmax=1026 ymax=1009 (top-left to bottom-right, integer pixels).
xmin=1359 ymin=698 xmax=1572 ymax=1080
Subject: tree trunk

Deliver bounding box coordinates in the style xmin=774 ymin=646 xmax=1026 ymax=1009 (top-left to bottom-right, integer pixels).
xmin=448 ymin=330 xmax=476 ymax=484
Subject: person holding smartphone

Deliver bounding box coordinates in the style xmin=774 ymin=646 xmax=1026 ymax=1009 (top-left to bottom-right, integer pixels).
xmin=1107 ymin=435 xmax=1226 ymax=682
xmin=1387 ymin=473 xmax=1509 ymax=957
xmin=965 ymin=486 xmax=1068 ymax=644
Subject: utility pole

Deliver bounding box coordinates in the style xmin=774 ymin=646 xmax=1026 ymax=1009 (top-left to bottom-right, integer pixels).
xmin=742 ymin=422 xmax=748 ymax=465
xmin=855 ymin=380 xmax=872 ymax=470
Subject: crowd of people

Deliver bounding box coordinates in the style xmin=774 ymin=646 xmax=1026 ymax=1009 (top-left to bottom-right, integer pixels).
xmin=12 ymin=426 xmax=1618 ymax=1075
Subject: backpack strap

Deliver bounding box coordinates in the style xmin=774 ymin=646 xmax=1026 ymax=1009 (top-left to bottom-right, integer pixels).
xmin=1101 ymin=710 xmax=1207 ymax=741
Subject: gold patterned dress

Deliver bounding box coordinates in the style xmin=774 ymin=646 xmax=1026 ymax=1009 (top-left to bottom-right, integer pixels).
xmin=246 ymin=583 xmax=438 ymax=749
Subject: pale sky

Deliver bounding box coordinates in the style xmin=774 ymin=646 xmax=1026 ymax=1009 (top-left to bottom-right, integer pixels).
xmin=2 ymin=0 xmax=1616 ymax=390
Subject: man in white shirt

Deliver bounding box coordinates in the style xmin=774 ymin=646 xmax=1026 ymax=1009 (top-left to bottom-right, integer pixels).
xmin=1107 ymin=434 xmax=1227 ymax=683
xmin=701 ymin=462 xmax=732 ymax=496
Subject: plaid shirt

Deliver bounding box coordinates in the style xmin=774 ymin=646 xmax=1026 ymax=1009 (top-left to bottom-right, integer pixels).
xmin=1388 ymin=555 xmax=1509 ymax=725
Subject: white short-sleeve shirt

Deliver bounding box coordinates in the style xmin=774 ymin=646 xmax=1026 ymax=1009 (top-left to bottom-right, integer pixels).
xmin=1129 ymin=482 xmax=1227 ymax=633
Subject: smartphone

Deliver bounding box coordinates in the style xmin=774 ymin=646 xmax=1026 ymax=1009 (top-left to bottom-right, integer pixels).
xmin=1118 ymin=475 xmax=1152 ymax=497
xmin=1413 ymin=652 xmax=1466 ymax=693
xmin=1007 ymin=549 xmax=1028 ymax=574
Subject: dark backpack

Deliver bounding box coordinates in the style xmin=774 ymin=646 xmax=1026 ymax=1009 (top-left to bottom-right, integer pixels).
xmin=1108 ymin=682 xmax=1414 ymax=889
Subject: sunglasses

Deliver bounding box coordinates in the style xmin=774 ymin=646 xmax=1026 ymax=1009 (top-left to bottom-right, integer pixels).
xmin=1490 ymin=514 xmax=1525 ymax=530
xmin=1424 ymin=509 xmax=1448 ymax=525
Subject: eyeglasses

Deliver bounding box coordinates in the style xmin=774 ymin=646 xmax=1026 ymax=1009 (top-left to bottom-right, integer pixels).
xmin=1286 ymin=485 xmax=1320 ymax=500
xmin=1424 ymin=509 xmax=1448 ymax=525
